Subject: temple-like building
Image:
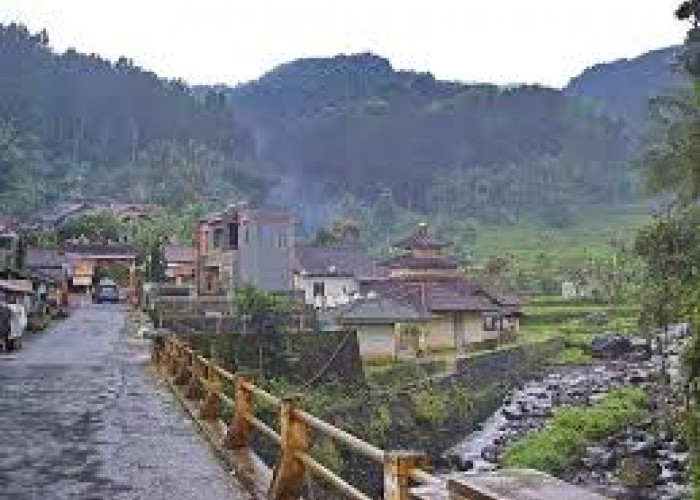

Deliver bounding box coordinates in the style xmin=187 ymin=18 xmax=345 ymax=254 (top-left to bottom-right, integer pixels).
xmin=339 ymin=223 xmax=520 ymax=360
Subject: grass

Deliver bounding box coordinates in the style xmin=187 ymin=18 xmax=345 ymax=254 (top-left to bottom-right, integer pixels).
xmin=519 ymin=295 xmax=640 ymax=345
xmin=467 ymin=204 xmax=650 ymax=266
xmin=502 ymin=387 xmax=649 ymax=475
xmin=550 ymin=346 xmax=593 ymax=365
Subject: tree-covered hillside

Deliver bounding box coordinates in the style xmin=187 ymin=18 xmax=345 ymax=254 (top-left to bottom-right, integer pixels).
xmin=566 ymin=47 xmax=686 ymax=133
xmin=228 ymin=53 xmax=635 ymax=221
xmin=0 ymin=23 xmax=261 ymax=214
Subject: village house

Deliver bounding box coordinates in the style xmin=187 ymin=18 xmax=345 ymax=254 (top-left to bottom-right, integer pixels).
xmin=62 ymin=245 xmax=138 ymax=299
xmin=163 ymin=245 xmax=196 ymax=286
xmin=0 ymin=222 xmax=21 ymax=272
xmin=26 ymin=248 xmax=68 ymax=307
xmin=293 ymin=244 xmax=387 ymax=308
xmin=338 ymin=223 xmax=521 ymax=360
xmin=196 ymin=206 xmax=296 ymax=294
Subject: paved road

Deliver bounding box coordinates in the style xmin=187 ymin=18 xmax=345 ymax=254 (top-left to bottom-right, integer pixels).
xmin=0 ymin=305 xmax=252 ymax=500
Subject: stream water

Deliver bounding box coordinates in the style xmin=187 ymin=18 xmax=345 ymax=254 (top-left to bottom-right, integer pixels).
xmin=441 ymin=324 xmax=692 ymax=500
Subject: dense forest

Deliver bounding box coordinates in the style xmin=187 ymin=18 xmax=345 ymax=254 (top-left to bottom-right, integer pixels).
xmin=566 ymin=46 xmax=686 ymax=134
xmin=228 ymin=53 xmax=637 ymax=221
xmin=0 ymin=23 xmax=263 ymax=214
xmin=0 ymin=22 xmax=685 ymax=232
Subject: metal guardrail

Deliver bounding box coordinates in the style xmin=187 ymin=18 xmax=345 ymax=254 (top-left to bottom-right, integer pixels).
xmin=153 ymin=335 xmax=442 ymax=500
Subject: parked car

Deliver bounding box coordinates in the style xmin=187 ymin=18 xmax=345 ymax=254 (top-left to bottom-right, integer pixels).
xmin=93 ymin=278 xmax=120 ymax=304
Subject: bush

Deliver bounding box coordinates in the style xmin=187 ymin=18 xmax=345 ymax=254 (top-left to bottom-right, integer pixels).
xmin=503 ymin=388 xmax=648 ymax=475
xmin=411 ymin=389 xmax=446 ymax=426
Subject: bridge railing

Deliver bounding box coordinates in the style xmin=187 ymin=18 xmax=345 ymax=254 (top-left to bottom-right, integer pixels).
xmin=153 ymin=334 xmax=442 ymax=500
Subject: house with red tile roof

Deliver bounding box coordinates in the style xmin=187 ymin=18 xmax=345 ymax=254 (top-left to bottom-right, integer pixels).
xmin=338 ymin=223 xmax=521 ymax=360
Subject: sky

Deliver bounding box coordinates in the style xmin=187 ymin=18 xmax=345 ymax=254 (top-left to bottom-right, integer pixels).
xmin=0 ymin=0 xmax=689 ymax=88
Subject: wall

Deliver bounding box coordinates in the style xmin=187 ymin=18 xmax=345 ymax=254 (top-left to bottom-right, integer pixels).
xmin=238 ymin=221 xmax=294 ymax=292
xmin=295 ymin=275 xmax=359 ymax=307
xmin=356 ymin=324 xmax=396 ymax=359
xmin=426 ymin=312 xmax=487 ymax=352
xmin=452 ymin=337 xmax=565 ymax=388
xmin=183 ymin=330 xmax=364 ymax=386
xmin=426 ymin=316 xmax=455 ymax=351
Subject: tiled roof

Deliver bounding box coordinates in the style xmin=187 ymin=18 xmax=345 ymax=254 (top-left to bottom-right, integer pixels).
xmin=295 ymin=245 xmax=388 ymax=280
xmin=381 ymin=254 xmax=459 ymax=270
xmin=339 ymin=297 xmax=427 ymax=324
xmin=63 ymin=245 xmax=137 ymax=257
xmin=393 ymin=223 xmax=451 ymax=250
xmin=163 ymin=245 xmax=196 ymax=263
xmin=364 ymin=278 xmax=502 ymax=313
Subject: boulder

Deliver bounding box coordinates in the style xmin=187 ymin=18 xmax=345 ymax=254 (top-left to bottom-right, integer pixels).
xmin=589 ymin=334 xmax=633 ymax=359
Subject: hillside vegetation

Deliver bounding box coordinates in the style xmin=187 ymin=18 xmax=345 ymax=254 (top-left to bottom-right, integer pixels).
xmin=0 ymin=23 xmax=262 ymax=214
xmin=230 ymin=53 xmax=636 ymax=223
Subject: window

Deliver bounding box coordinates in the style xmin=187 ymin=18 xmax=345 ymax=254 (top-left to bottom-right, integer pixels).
xmin=483 ymin=316 xmax=498 ymax=331
xmin=244 ymin=227 xmax=250 ymax=244
xmin=229 ymin=223 xmax=238 ymax=248
xmin=313 ymin=282 xmax=325 ymax=297
xmin=213 ymin=227 xmax=223 ymax=248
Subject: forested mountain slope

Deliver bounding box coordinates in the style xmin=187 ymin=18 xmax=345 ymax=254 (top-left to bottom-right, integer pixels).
xmin=0 ymin=23 xmax=261 ymax=214
xmin=566 ymin=46 xmax=686 ymax=133
xmin=0 ymin=22 xmax=684 ymax=229
xmin=228 ymin=53 xmax=634 ymax=220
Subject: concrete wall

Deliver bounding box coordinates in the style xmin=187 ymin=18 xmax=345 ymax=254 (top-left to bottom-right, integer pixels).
xmin=426 ymin=312 xmax=486 ymax=352
xmin=238 ymin=221 xmax=294 ymax=292
xmin=452 ymin=337 xmax=565 ymax=389
xmin=183 ymin=330 xmax=364 ymax=385
xmin=356 ymin=324 xmax=396 ymax=359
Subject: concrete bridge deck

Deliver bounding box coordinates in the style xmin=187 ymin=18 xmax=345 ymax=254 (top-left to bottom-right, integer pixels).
xmin=0 ymin=305 xmax=252 ymax=500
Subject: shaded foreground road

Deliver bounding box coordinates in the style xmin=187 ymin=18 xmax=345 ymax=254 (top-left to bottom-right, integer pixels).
xmin=0 ymin=305 xmax=252 ymax=500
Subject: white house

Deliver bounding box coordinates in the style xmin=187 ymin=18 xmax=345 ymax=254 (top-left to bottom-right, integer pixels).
xmin=293 ymin=245 xmax=387 ymax=308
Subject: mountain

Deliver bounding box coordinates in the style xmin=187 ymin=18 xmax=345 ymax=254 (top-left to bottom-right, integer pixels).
xmin=0 ymin=23 xmax=261 ymax=214
xmin=566 ymin=46 xmax=687 ymax=132
xmin=0 ymin=22 xmax=684 ymax=229
xmin=228 ymin=53 xmax=633 ymax=219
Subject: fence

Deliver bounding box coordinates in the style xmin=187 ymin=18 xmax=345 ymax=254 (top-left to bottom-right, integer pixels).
xmin=153 ymin=334 xmax=442 ymax=500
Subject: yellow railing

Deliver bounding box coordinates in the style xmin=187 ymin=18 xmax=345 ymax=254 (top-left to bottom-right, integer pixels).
xmin=153 ymin=335 xmax=442 ymax=500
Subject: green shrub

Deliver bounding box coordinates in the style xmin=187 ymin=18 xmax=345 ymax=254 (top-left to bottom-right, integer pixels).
xmin=503 ymin=388 xmax=648 ymax=475
xmin=551 ymin=346 xmax=592 ymax=365
xmin=367 ymin=404 xmax=392 ymax=441
xmin=411 ymin=389 xmax=446 ymax=426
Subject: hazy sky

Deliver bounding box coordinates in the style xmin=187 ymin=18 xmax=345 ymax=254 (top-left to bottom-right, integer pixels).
xmin=0 ymin=0 xmax=689 ymax=88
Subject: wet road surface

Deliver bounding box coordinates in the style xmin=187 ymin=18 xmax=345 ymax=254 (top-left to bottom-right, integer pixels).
xmin=0 ymin=305 xmax=252 ymax=500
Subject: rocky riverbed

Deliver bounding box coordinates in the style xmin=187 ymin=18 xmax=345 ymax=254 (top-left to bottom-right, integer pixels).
xmin=440 ymin=324 xmax=692 ymax=500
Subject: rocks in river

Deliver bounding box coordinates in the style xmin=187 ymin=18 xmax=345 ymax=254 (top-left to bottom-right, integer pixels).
xmin=480 ymin=445 xmax=500 ymax=463
xmin=442 ymin=324 xmax=691 ymax=498
xmin=442 ymin=453 xmax=473 ymax=471
xmin=589 ymin=333 xmax=633 ymax=359
xmin=617 ymin=455 xmax=661 ymax=489
xmin=581 ymin=446 xmax=615 ymax=469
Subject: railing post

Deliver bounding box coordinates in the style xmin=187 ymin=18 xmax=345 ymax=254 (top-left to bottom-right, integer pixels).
xmin=384 ymin=451 xmax=428 ymax=500
xmin=201 ymin=361 xmax=221 ymax=421
xmin=185 ymin=356 xmax=203 ymax=400
xmin=225 ymin=373 xmax=255 ymax=448
xmin=175 ymin=349 xmax=192 ymax=386
xmin=168 ymin=339 xmax=180 ymax=377
xmin=269 ymin=394 xmax=308 ymax=500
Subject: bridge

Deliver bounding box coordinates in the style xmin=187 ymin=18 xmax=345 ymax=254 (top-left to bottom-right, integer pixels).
xmin=0 ymin=306 xmax=609 ymax=500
